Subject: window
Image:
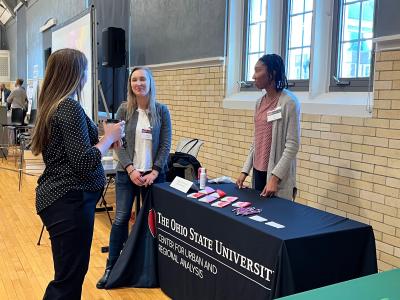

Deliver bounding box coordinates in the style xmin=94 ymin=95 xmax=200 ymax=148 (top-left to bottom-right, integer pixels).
xmin=330 ymin=0 xmax=375 ymax=91
xmin=241 ymin=0 xmax=375 ymax=93
xmin=243 ymin=0 xmax=267 ymax=83
xmin=242 ymin=0 xmax=315 ymax=91
xmin=283 ymin=0 xmax=314 ymax=90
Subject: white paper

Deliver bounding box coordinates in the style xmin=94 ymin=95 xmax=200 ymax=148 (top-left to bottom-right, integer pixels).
xmin=249 ymin=215 xmax=268 ymax=222
xmin=265 ymin=221 xmax=285 ymax=229
xmin=170 ymin=176 xmax=193 ymax=193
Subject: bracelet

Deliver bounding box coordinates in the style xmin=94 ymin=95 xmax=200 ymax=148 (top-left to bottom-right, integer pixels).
xmin=128 ymin=168 xmax=135 ymax=176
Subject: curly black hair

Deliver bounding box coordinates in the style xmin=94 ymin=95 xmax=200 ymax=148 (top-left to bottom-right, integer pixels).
xmin=258 ymin=54 xmax=288 ymax=91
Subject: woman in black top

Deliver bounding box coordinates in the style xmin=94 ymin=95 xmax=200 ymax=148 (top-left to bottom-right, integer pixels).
xmin=31 ymin=48 xmax=124 ymax=300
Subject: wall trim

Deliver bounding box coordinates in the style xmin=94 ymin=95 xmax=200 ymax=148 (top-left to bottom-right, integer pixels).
xmin=135 ymin=56 xmax=225 ymax=71
xmin=373 ymin=34 xmax=400 ymax=51
xmin=223 ymin=91 xmax=373 ymax=118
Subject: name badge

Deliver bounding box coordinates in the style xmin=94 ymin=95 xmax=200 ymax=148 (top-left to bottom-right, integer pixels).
xmin=267 ymin=106 xmax=282 ymax=122
xmin=141 ymin=128 xmax=152 ymax=140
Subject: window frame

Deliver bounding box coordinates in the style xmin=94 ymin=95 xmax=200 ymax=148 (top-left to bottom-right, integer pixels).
xmin=240 ymin=0 xmax=266 ymax=91
xmin=281 ymin=0 xmax=312 ymax=91
xmin=329 ymin=0 xmax=375 ymax=92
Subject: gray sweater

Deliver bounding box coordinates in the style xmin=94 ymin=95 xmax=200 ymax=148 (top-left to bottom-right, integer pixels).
xmin=115 ymin=101 xmax=172 ymax=173
xmin=7 ymin=86 xmax=28 ymax=110
xmin=242 ymin=89 xmax=301 ymax=200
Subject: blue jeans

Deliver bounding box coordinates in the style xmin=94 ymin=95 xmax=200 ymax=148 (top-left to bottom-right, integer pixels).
xmin=108 ymin=171 xmax=165 ymax=262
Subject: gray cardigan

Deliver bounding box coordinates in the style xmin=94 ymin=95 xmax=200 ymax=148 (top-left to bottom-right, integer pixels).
xmin=242 ymin=89 xmax=301 ymax=200
xmin=114 ymin=101 xmax=172 ymax=173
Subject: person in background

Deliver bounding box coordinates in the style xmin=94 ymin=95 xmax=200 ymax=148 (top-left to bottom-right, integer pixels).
xmin=0 ymin=83 xmax=11 ymax=106
xmin=236 ymin=54 xmax=300 ymax=200
xmin=6 ymin=78 xmax=28 ymax=111
xmin=31 ymin=48 xmax=125 ymax=300
xmin=97 ymin=66 xmax=172 ymax=289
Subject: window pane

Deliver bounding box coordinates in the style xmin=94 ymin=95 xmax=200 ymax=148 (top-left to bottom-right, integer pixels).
xmin=342 ymin=2 xmax=360 ymax=42
xmin=361 ymin=0 xmax=374 ymax=39
xmin=303 ymin=12 xmax=313 ymax=46
xmin=246 ymin=53 xmax=261 ymax=81
xmin=304 ymin=0 xmax=313 ymax=11
xmin=287 ymin=48 xmax=303 ymax=80
xmin=358 ymin=39 xmax=372 ymax=77
xmin=289 ymin=15 xmax=304 ymax=48
xmin=362 ymin=0 xmax=374 ymax=21
xmin=286 ymin=0 xmax=313 ymax=82
xmin=249 ymin=24 xmax=261 ymax=53
xmin=291 ymin=0 xmax=304 ymax=14
xmin=339 ymin=41 xmax=359 ymax=78
xmin=259 ymin=22 xmax=266 ymax=52
xmin=337 ymin=0 xmax=375 ymax=80
xmin=301 ymin=47 xmax=311 ymax=79
xmin=244 ymin=0 xmax=268 ymax=82
xmin=250 ymin=0 xmax=267 ymax=23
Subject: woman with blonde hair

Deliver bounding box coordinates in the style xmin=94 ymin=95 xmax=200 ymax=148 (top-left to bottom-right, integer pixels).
xmin=97 ymin=66 xmax=172 ymax=288
xmin=31 ymin=48 xmax=125 ymax=299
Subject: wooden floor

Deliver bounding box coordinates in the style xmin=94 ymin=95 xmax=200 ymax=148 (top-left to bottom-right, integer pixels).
xmin=0 ymin=160 xmax=169 ymax=300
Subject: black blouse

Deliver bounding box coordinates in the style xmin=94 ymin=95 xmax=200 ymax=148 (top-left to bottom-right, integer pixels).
xmin=35 ymin=98 xmax=105 ymax=213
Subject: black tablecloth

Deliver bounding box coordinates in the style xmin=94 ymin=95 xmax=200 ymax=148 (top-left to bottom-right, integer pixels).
xmin=106 ymin=183 xmax=377 ymax=300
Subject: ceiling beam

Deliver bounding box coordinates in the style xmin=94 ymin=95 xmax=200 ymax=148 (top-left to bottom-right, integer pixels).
xmin=2 ymin=0 xmax=16 ymax=17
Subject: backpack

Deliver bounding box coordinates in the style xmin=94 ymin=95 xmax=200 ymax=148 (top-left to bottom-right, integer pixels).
xmin=166 ymin=152 xmax=202 ymax=182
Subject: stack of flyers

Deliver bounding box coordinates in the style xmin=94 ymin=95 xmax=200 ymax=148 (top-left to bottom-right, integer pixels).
xmin=220 ymin=196 xmax=238 ymax=203
xmin=199 ymin=194 xmax=218 ymax=203
xmin=215 ymin=189 xmax=227 ymax=197
xmin=211 ymin=196 xmax=238 ymax=208
xmin=199 ymin=189 xmax=228 ymax=203
xmin=211 ymin=201 xmax=231 ymax=208
xmin=232 ymin=207 xmax=262 ymax=216
xmin=232 ymin=201 xmax=252 ymax=208
xmin=198 ymin=187 xmax=216 ymax=195
xmin=187 ymin=192 xmax=205 ymax=199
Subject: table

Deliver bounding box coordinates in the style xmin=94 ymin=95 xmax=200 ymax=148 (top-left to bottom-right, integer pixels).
xmin=277 ymin=268 xmax=400 ymax=300
xmin=106 ymin=183 xmax=377 ymax=300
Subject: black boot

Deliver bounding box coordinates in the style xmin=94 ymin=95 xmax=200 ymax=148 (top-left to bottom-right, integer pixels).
xmin=96 ymin=258 xmax=116 ymax=289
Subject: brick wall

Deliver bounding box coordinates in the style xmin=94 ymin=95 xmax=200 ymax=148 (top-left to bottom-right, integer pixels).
xmin=152 ymin=50 xmax=400 ymax=271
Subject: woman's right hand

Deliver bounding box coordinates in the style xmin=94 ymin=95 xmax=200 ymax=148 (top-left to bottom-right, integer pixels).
xmin=236 ymin=172 xmax=247 ymax=189
xmin=103 ymin=121 xmax=125 ymax=143
xmin=128 ymin=168 xmax=144 ymax=186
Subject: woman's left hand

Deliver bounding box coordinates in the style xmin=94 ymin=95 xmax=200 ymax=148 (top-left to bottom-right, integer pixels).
xmin=260 ymin=175 xmax=280 ymax=197
xmin=141 ymin=170 xmax=159 ymax=187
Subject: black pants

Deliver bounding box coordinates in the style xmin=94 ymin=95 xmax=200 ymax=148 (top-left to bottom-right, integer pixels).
xmin=39 ymin=189 xmax=102 ymax=300
xmin=253 ymin=168 xmax=268 ymax=192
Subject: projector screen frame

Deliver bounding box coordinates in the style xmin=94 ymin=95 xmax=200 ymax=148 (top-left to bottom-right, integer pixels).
xmin=51 ymin=6 xmax=99 ymax=122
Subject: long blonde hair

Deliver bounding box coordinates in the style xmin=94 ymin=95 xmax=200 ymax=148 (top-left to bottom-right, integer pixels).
xmin=31 ymin=48 xmax=88 ymax=155
xmin=126 ymin=67 xmax=159 ymax=127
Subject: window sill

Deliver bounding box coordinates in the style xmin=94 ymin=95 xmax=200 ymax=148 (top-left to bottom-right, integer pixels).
xmin=223 ymin=91 xmax=373 ymax=118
